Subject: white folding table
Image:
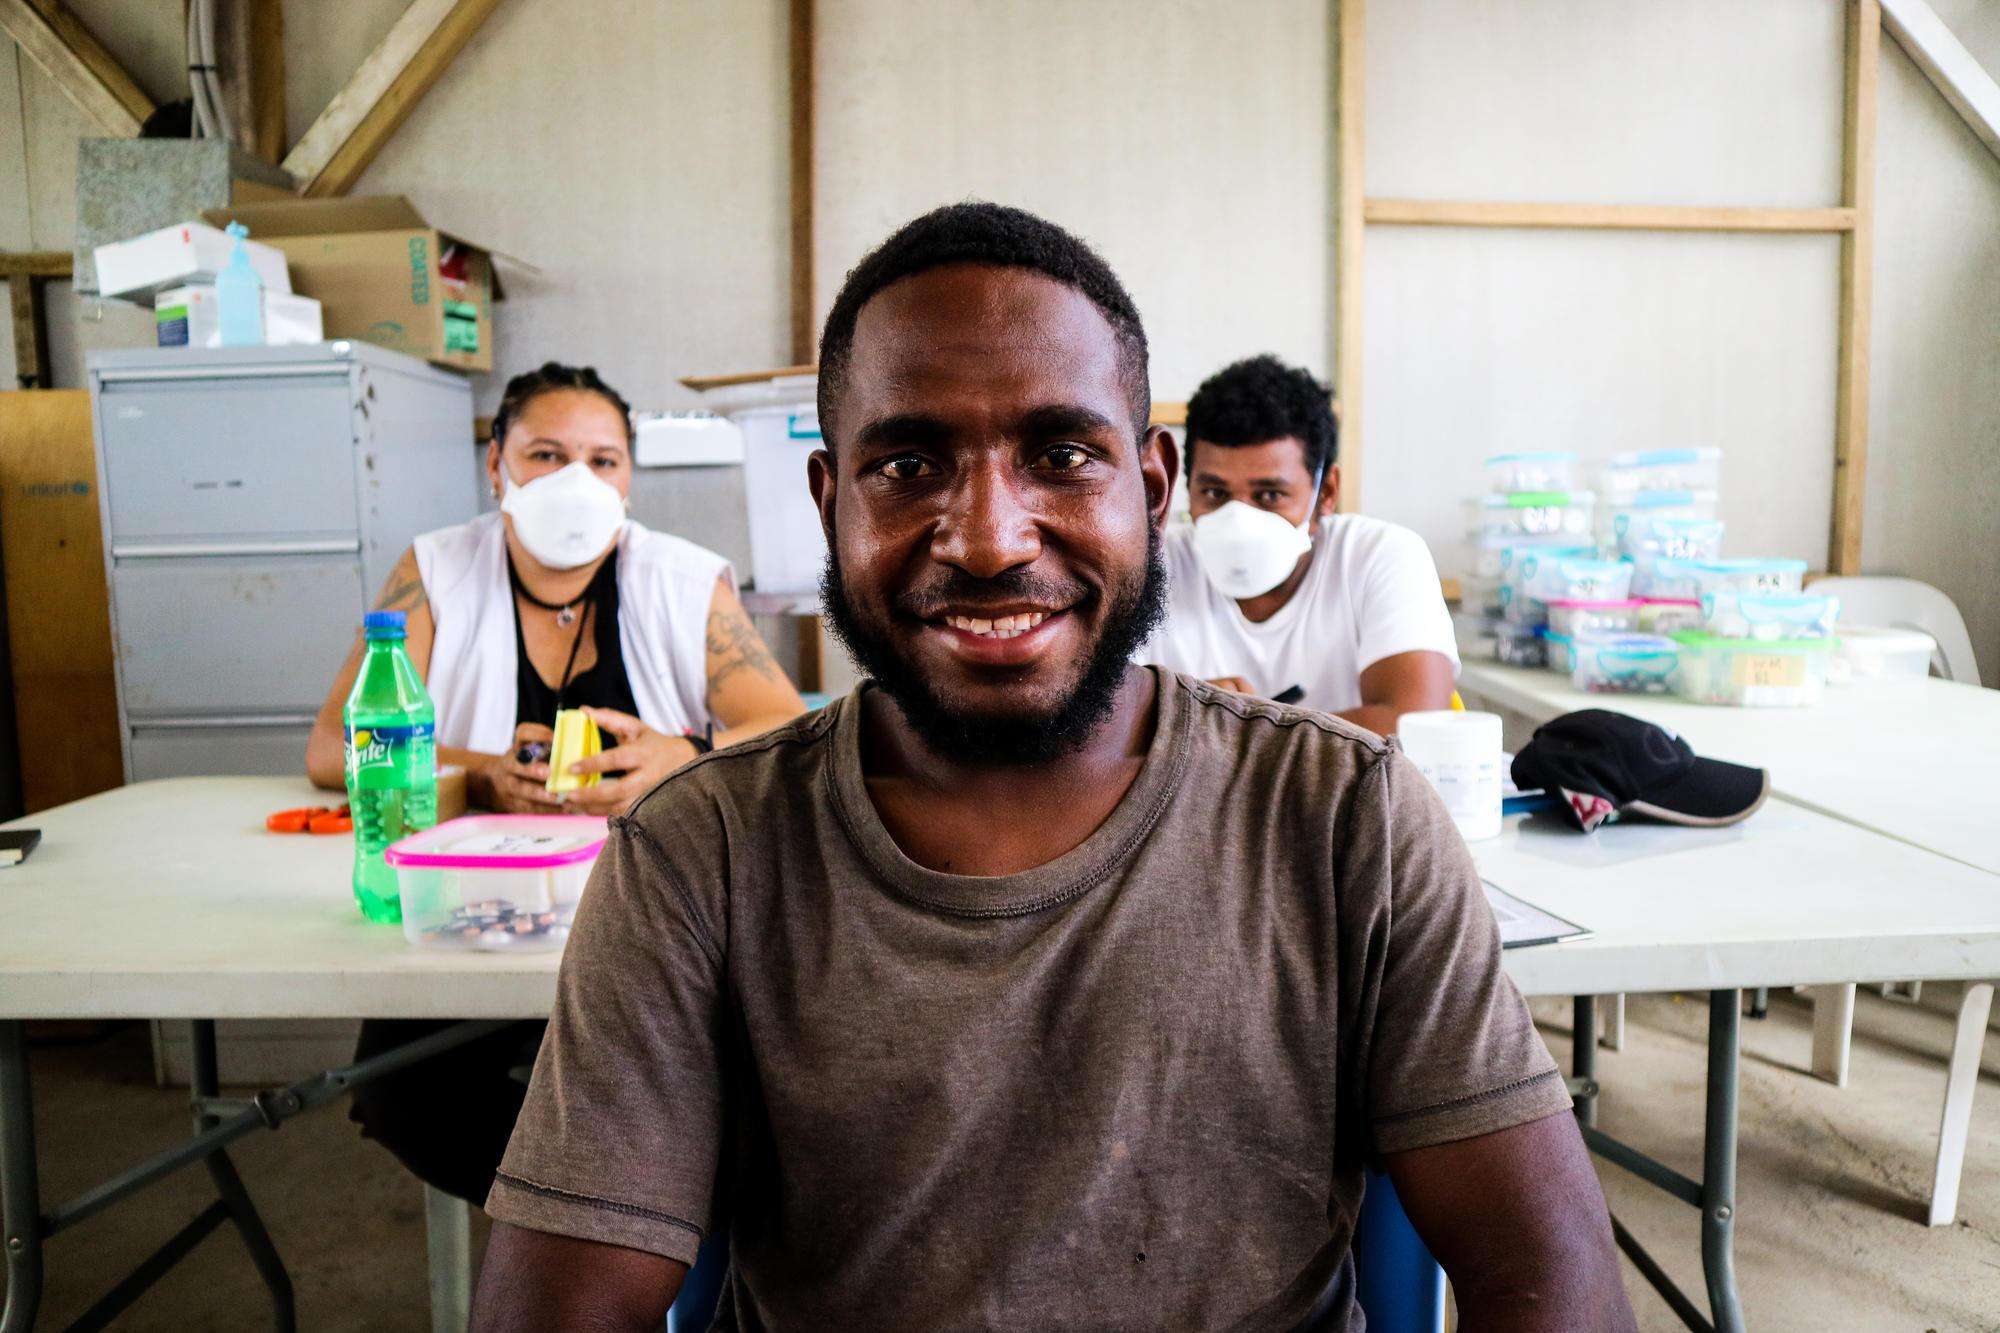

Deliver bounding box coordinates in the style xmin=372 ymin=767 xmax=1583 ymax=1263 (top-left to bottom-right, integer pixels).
xmin=1459 ymin=661 xmax=2000 ymax=1224
xmin=7 ymin=779 xmax=2000 ymax=1333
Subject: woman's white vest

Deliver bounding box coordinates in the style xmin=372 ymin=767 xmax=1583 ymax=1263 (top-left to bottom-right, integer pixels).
xmin=413 ymin=511 xmax=729 ymax=753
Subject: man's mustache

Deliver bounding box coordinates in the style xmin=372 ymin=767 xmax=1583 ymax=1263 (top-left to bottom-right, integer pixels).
xmin=894 ymin=567 xmax=1096 ymax=620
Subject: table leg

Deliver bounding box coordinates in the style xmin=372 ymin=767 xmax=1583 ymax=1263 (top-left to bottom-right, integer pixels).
xmin=1599 ymin=994 xmax=1626 ymax=1053
xmin=1808 ymin=983 xmax=1855 ymax=1087
xmin=1572 ymin=995 xmax=1599 ymax=1129
xmin=426 ymin=1185 xmax=473 ymax=1333
xmin=1928 ymin=981 xmax=1995 ymax=1227
xmin=0 ymin=1022 xmax=44 ymax=1333
xmin=1702 ymin=990 xmax=1744 ymax=1333
xmin=189 ymin=1021 xmax=297 ymax=1331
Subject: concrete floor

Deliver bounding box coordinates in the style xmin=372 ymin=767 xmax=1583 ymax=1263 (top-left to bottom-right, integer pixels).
xmin=3 ymin=989 xmax=1997 ymax=1331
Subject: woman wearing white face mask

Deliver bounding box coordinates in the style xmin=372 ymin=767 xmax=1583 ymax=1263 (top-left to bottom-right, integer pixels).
xmin=307 ymin=361 xmax=806 ymax=818
xmin=307 ymin=362 xmax=806 ymax=1209
xmin=1142 ymin=355 xmax=1458 ymax=736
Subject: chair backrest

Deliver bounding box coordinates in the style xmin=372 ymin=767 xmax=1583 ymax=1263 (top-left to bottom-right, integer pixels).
xmin=665 ymin=1179 xmax=1448 ymax=1331
xmin=1811 ymin=575 xmax=1981 ymax=684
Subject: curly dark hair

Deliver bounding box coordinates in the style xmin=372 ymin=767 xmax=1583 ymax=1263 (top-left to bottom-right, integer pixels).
xmin=490 ymin=361 xmax=635 ymax=447
xmin=1183 ymin=355 xmax=1338 ymax=483
xmin=816 ymin=202 xmax=1151 ymax=447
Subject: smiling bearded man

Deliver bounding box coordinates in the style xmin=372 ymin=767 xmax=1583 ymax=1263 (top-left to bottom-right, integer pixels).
xmin=471 ymin=202 xmax=1635 ymax=1332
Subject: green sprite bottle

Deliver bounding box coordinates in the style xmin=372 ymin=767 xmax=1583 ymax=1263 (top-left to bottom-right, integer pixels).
xmin=344 ymin=610 xmax=437 ymax=924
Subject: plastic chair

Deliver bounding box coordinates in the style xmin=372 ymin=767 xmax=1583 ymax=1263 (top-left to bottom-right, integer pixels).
xmin=1809 ymin=575 xmax=1980 ymax=683
xmin=666 ymin=1231 xmax=729 ymax=1331
xmin=662 ymin=1176 xmax=1446 ymax=1332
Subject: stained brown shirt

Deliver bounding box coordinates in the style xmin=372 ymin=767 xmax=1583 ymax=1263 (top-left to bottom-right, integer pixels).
xmin=488 ymin=670 xmax=1571 ymax=1329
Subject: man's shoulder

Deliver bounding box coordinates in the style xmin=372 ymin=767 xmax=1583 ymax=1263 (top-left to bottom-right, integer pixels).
xmin=623 ymin=701 xmax=840 ymax=833
xmin=1318 ymin=511 xmax=1428 ymax=558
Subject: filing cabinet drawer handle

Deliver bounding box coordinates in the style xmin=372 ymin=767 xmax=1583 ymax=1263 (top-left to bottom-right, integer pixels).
xmin=130 ymin=714 xmax=317 ymax=730
xmin=112 ymin=539 xmax=362 ymax=559
xmin=97 ymin=365 xmax=349 ymax=383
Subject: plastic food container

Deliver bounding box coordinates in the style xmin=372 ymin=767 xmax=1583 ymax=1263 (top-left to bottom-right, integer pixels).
xmin=383 ymin=815 xmax=609 ymax=951
xmin=1631 ymin=555 xmax=1702 ymax=600
xmin=1453 ymin=611 xmax=1503 ymax=661
xmin=1603 ymin=490 xmax=1721 ymax=551
xmin=1701 ymin=589 xmax=1840 ymax=641
xmin=1601 ymin=448 xmax=1723 ymax=498
xmin=1544 ymin=631 xmax=1577 ymax=673
xmin=1496 ymin=620 xmax=1546 ymax=668
xmin=1457 ymin=576 xmax=1506 ymax=618
xmin=1621 ymin=516 xmax=1726 ymax=563
xmin=1567 ymin=632 xmax=1681 ymax=694
xmin=1511 ymin=552 xmax=1631 ymax=610
xmin=1636 ymin=597 xmax=1704 ymax=634
xmin=1673 ymin=632 xmax=1832 ymax=707
xmin=1832 ymin=625 xmax=1935 ymax=682
xmin=1467 ymin=533 xmax=1593 ymax=580
xmin=1546 ymin=598 xmax=1642 ymax=637
xmin=1468 ymin=491 xmax=1596 ymax=540
xmin=1483 ymin=451 xmax=1576 ymax=494
xmin=1683 ymin=558 xmax=1808 ymax=601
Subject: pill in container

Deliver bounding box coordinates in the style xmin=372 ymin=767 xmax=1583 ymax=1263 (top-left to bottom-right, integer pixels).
xmin=1546 ymin=598 xmax=1642 ymax=637
xmin=1566 ymin=632 xmax=1681 ymax=695
xmin=1673 ymin=633 xmax=1832 ymax=708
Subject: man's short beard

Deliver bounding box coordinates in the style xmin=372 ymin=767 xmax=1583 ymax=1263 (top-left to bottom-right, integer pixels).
xmin=820 ymin=528 xmax=1168 ymax=766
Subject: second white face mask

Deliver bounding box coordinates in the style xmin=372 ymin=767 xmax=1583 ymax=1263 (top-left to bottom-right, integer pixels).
xmin=1190 ymin=500 xmax=1314 ymax=600
xmin=500 ymin=460 xmax=627 ymax=570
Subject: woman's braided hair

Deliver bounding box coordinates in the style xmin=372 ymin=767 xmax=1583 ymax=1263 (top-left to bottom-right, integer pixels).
xmin=490 ymin=361 xmax=635 ymax=446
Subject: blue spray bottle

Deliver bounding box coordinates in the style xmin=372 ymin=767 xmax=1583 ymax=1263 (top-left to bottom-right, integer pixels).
xmin=215 ymin=221 xmax=265 ymax=347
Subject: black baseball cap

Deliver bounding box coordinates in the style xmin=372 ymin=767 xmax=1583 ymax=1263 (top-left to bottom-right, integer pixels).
xmin=1510 ymin=710 xmax=1770 ymax=833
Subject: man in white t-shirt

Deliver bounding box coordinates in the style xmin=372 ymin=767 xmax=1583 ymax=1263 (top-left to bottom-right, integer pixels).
xmin=1143 ymin=355 xmax=1458 ymax=735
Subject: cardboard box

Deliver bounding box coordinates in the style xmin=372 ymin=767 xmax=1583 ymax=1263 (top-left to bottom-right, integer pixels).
xmin=93 ymin=220 xmax=293 ymax=303
xmin=204 ymin=196 xmax=502 ymax=373
xmin=154 ymin=285 xmax=325 ymax=349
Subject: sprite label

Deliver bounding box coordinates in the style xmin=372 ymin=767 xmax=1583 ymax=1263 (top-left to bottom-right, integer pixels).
xmin=345 ymin=719 xmax=436 ymax=786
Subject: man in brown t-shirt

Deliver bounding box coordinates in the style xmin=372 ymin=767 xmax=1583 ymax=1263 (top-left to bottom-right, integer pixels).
xmin=475 ymin=204 xmax=1633 ymax=1330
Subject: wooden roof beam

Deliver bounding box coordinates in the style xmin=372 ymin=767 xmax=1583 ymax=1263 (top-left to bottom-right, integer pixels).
xmin=282 ymin=0 xmax=508 ymax=198
xmin=1881 ymin=0 xmax=2000 ymax=164
xmin=0 ymin=0 xmax=154 ymax=137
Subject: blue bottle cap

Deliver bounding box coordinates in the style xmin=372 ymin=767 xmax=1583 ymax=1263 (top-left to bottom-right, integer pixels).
xmin=364 ymin=610 xmax=407 ymax=636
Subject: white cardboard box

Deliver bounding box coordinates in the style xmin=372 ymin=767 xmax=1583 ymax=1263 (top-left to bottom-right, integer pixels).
xmin=154 ymin=284 xmax=324 ymax=348
xmin=95 ymin=220 xmax=292 ymax=302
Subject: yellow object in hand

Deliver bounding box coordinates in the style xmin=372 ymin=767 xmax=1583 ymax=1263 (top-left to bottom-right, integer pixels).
xmin=546 ymin=709 xmax=602 ymax=793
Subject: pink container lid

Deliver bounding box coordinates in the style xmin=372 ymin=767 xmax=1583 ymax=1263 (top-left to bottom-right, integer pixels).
xmin=1635 ymin=596 xmax=1701 ymax=607
xmin=1544 ymin=598 xmax=1641 ymax=610
xmin=383 ymin=815 xmax=609 ymax=870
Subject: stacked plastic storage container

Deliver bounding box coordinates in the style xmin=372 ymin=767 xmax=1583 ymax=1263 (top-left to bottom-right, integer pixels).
xmin=1456 ymin=452 xmax=1596 ymax=667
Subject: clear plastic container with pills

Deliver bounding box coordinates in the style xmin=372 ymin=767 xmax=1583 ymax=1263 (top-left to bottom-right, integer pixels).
xmin=384 ymin=815 xmax=609 ymax=952
xmin=1483 ymin=451 xmax=1577 ymax=494
xmin=1564 ymin=631 xmax=1682 ymax=694
xmin=1546 ymin=598 xmax=1642 ymax=638
xmin=1682 ymin=557 xmax=1809 ymax=601
xmin=1673 ymin=633 xmax=1832 ymax=707
xmin=1635 ymin=597 xmax=1704 ymax=634
xmin=1467 ymin=533 xmax=1594 ymax=581
xmin=1621 ymin=515 xmax=1726 ymax=563
xmin=1467 ymin=491 xmax=1597 ymax=540
xmin=1701 ymin=589 xmax=1840 ymax=642
xmin=1495 ymin=620 xmax=1547 ymax=668
xmin=1601 ymin=448 xmax=1723 ymax=498
xmin=1631 ymin=555 xmax=1703 ymax=600
xmin=1602 ymin=491 xmax=1721 ymax=553
xmin=1510 ymin=553 xmax=1632 ymax=612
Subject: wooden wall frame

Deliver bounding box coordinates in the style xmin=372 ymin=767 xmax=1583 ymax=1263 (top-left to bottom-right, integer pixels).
xmin=1337 ymin=0 xmax=1882 ymax=574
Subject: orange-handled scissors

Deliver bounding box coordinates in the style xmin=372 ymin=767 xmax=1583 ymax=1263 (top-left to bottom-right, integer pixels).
xmin=265 ymin=805 xmax=354 ymax=834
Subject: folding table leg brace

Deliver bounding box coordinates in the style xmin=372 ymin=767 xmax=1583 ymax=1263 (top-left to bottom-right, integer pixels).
xmin=1572 ymin=991 xmax=1745 ymax=1333
xmin=1 ymin=1017 xmax=509 ymax=1333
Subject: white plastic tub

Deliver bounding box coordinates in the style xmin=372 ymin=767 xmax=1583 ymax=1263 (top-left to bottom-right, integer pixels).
xmin=1833 ymin=625 xmax=1936 ymax=681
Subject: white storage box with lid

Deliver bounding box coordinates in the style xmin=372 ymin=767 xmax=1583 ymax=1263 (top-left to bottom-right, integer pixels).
xmin=1832 ymin=625 xmax=1936 ymax=681
xmin=699 ymin=373 xmax=824 ymax=593
xmin=93 ymin=219 xmax=293 ymax=302
xmin=384 ymin=814 xmax=608 ymax=951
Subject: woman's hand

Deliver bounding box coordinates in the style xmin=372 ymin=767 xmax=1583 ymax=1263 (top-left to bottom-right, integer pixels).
xmin=555 ymin=707 xmax=699 ymax=816
xmin=479 ymin=722 xmax=564 ymax=813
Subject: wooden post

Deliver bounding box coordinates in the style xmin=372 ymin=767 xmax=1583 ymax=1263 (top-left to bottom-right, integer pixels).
xmin=1 ymin=253 xmax=68 ymax=391
xmin=1831 ymin=0 xmax=1879 ymax=575
xmin=789 ymin=0 xmax=816 ymax=365
xmin=1334 ymin=0 xmax=1365 ymax=512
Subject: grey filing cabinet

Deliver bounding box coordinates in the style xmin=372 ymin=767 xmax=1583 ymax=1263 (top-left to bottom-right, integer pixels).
xmin=89 ymin=342 xmax=477 ymax=782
